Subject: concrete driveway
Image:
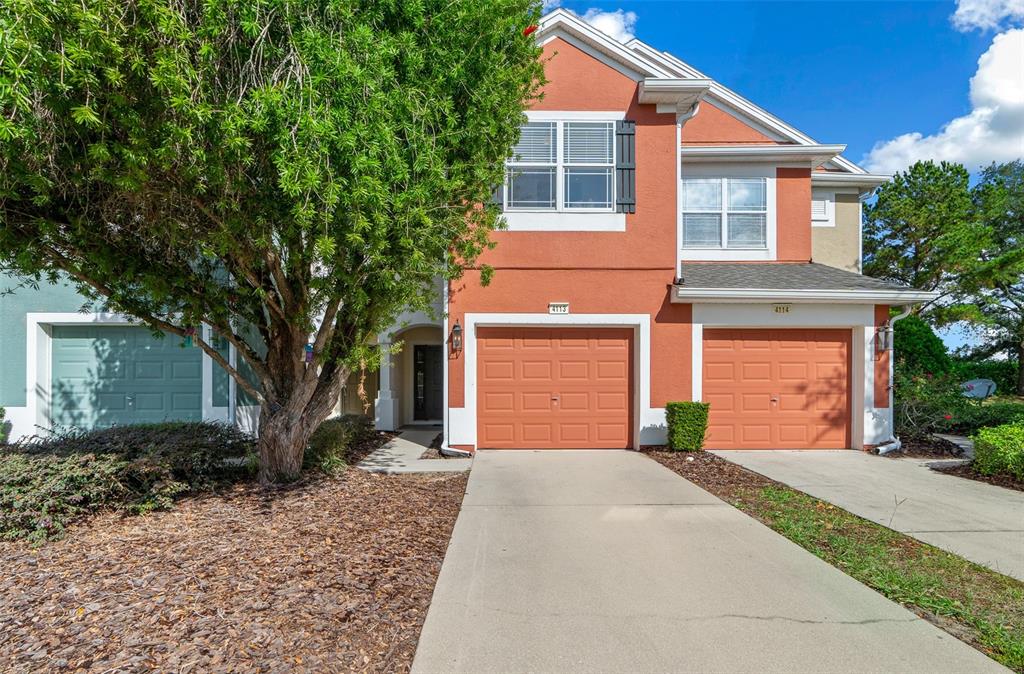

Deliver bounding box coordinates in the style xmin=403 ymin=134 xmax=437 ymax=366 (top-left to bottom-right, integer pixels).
xmin=712 ymin=450 xmax=1024 ymax=581
xmin=412 ymin=450 xmax=1002 ymax=673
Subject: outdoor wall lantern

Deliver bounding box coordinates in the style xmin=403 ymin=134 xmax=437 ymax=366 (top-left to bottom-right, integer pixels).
xmin=451 ymin=321 xmax=463 ymax=352
xmin=875 ymin=326 xmax=893 ymax=354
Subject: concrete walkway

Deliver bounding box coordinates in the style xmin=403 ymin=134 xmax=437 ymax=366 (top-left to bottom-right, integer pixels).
xmin=358 ymin=427 xmax=471 ymax=474
xmin=412 ymin=450 xmax=1002 ymax=673
xmin=713 ymin=450 xmax=1024 ymax=581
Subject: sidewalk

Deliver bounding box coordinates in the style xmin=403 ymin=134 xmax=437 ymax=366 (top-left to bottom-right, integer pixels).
xmin=358 ymin=427 xmax=472 ymax=474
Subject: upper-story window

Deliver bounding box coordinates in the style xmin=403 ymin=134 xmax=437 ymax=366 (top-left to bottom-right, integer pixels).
xmin=506 ymin=121 xmax=615 ymax=212
xmin=682 ymin=177 xmax=767 ymax=249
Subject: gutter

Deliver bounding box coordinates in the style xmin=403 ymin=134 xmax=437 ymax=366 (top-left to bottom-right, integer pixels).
xmin=671 ymin=287 xmax=940 ymax=304
xmin=877 ymin=305 xmax=914 ymax=454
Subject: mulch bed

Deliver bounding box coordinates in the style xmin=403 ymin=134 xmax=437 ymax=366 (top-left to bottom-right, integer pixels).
xmin=884 ymin=434 xmax=964 ymax=460
xmin=642 ymin=449 xmax=769 ymax=500
xmin=934 ymin=464 xmax=1024 ymax=492
xmin=0 ymin=469 xmax=468 ymax=673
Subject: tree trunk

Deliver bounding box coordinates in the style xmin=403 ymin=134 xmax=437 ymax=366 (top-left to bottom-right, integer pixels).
xmin=256 ymin=368 xmax=347 ymax=485
xmin=1017 ymin=341 xmax=1024 ymax=397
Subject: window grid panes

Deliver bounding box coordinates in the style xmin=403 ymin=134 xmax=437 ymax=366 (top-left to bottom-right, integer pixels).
xmin=682 ymin=177 xmax=768 ymax=249
xmin=506 ymin=121 xmax=615 ymax=211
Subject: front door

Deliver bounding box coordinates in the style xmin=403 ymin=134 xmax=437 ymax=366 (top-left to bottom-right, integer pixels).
xmin=414 ymin=345 xmax=443 ymax=420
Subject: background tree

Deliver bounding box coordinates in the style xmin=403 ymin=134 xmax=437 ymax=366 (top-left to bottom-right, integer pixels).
xmin=949 ymin=161 xmax=1024 ymax=394
xmin=0 ymin=0 xmax=544 ymax=482
xmin=863 ymin=160 xmax=976 ymax=310
xmin=893 ymin=314 xmax=951 ymax=377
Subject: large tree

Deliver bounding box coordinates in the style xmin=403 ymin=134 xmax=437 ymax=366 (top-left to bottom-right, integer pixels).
xmin=953 ymin=161 xmax=1024 ymax=394
xmin=863 ymin=160 xmax=977 ymax=311
xmin=0 ymin=0 xmax=544 ymax=482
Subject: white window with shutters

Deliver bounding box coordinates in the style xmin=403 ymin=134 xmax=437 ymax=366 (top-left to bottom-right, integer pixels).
xmin=811 ymin=189 xmax=835 ymax=227
xmin=505 ymin=120 xmax=615 ymax=212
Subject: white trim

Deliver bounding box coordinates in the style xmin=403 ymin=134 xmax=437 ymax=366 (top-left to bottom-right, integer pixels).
xmin=681 ymin=144 xmax=845 ymax=167
xmin=811 ymin=172 xmax=890 ymax=188
xmin=447 ymin=313 xmax=659 ymax=448
xmin=526 ymin=110 xmax=625 ymax=121
xmin=691 ymin=322 xmax=703 ymax=402
xmin=680 ymin=166 xmax=777 ymax=261
xmin=502 ymin=212 xmax=626 ymax=232
xmin=675 ymin=119 xmax=683 ymax=278
xmin=537 ymin=10 xmax=669 ymax=80
xmin=638 ymin=78 xmax=710 ymax=114
xmin=691 ymin=303 xmax=875 ymax=449
xmin=811 ymin=189 xmax=836 ymax=228
xmin=672 ymin=287 xmax=938 ymax=304
xmin=23 ymin=312 xmax=219 ymax=436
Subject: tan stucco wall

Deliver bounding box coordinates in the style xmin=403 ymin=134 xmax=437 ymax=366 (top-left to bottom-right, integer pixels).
xmin=811 ymin=193 xmax=861 ymax=272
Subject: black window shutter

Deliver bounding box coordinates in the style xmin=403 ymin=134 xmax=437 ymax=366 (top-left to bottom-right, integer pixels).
xmin=489 ymin=179 xmax=504 ymax=208
xmin=615 ymin=120 xmax=636 ymax=214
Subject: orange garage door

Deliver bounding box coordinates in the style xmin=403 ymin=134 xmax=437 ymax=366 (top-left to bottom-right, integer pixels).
xmin=702 ymin=329 xmax=851 ymax=449
xmin=477 ymin=327 xmax=632 ymax=449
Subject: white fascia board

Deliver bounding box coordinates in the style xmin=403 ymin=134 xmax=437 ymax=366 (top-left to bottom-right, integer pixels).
xmin=638 ymin=78 xmax=711 ymax=113
xmin=671 ymin=287 xmax=939 ymax=304
xmin=681 ymin=144 xmax=846 ymax=167
xmin=538 ymin=10 xmax=670 ymax=79
xmin=811 ymin=172 xmax=891 ymax=188
xmin=626 ymin=40 xmax=708 ymax=79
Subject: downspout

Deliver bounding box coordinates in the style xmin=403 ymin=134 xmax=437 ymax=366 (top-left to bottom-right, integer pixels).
xmin=876 ymin=305 xmax=912 ymax=455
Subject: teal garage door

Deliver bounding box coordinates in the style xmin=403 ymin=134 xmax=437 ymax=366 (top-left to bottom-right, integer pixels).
xmin=50 ymin=325 xmax=203 ymax=429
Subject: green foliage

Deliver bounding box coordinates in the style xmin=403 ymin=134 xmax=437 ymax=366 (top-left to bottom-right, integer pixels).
xmin=893 ymin=372 xmax=967 ymax=436
xmin=894 ymin=314 xmax=951 ymax=377
xmin=0 ymin=422 xmax=254 ymax=541
xmin=950 ymin=358 xmax=1019 ymax=397
xmin=973 ymin=422 xmax=1024 ymax=481
xmin=0 ymin=406 xmax=8 ymax=444
xmin=0 ymin=0 xmax=545 ymax=481
xmin=863 ymin=160 xmax=976 ymax=300
xmin=665 ymin=402 xmax=710 ymax=451
xmin=304 ymin=414 xmax=378 ymax=474
xmin=949 ymin=402 xmax=1024 ymax=436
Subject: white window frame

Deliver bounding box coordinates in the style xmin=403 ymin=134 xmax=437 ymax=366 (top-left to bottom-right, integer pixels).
xmin=682 ymin=176 xmax=768 ymax=249
xmin=679 ymin=164 xmax=777 ymax=261
xmin=812 ymin=189 xmax=836 ymax=227
xmin=505 ymin=120 xmax=616 ymax=214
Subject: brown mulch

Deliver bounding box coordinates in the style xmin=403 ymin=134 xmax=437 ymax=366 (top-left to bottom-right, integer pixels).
xmin=641 ymin=448 xmax=769 ymax=499
xmin=418 ymin=433 xmax=447 ymax=460
xmin=934 ymin=464 xmax=1024 ymax=492
xmin=0 ymin=469 xmax=468 ymax=673
xmin=884 ymin=434 xmax=964 ymax=460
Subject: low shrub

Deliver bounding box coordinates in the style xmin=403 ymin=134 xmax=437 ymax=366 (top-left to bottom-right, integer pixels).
xmin=949 ymin=402 xmax=1024 ymax=435
xmin=0 ymin=422 xmax=254 ymax=542
xmin=665 ymin=402 xmax=710 ymax=451
xmin=305 ymin=414 xmax=378 ymax=473
xmin=973 ymin=422 xmax=1024 ymax=480
xmin=894 ymin=373 xmax=968 ymax=436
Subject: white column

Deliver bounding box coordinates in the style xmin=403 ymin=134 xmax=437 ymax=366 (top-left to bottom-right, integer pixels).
xmin=374 ymin=342 xmax=399 ymax=431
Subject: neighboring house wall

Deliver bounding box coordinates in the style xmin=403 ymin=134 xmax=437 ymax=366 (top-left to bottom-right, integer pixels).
xmin=812 ymin=192 xmax=861 ymax=272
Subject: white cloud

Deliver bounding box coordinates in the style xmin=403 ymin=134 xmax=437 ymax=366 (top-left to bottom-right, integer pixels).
xmin=863 ymin=28 xmax=1024 ymax=174
xmin=538 ymin=3 xmax=638 ymax=44
xmin=952 ymin=0 xmax=1024 ymax=31
xmin=581 ymin=8 xmax=637 ymax=43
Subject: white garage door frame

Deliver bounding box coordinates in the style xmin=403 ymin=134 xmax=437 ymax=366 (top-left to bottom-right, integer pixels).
xmin=691 ymin=303 xmax=875 ymax=450
xmin=23 ymin=312 xmax=234 ymax=436
xmin=446 ymin=313 xmax=656 ymax=449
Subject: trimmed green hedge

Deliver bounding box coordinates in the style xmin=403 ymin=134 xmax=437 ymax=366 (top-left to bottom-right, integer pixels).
xmin=973 ymin=422 xmax=1024 ymax=481
xmin=665 ymin=402 xmax=710 ymax=451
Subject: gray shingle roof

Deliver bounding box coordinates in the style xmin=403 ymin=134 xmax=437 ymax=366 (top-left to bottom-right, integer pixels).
xmin=677 ymin=262 xmax=912 ymax=292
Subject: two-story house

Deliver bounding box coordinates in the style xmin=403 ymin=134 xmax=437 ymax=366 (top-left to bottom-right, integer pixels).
xmin=370 ymin=9 xmax=934 ymax=454
xmin=0 ymin=10 xmax=933 ymax=450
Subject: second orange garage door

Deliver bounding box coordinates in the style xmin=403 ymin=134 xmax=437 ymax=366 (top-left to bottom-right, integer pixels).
xmin=702 ymin=329 xmax=852 ymax=449
xmin=477 ymin=327 xmax=632 ymax=449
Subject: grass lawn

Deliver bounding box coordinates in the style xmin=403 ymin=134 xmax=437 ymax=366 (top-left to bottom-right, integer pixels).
xmin=0 ymin=469 xmax=468 ymax=672
xmin=649 ymin=451 xmax=1024 ymax=672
